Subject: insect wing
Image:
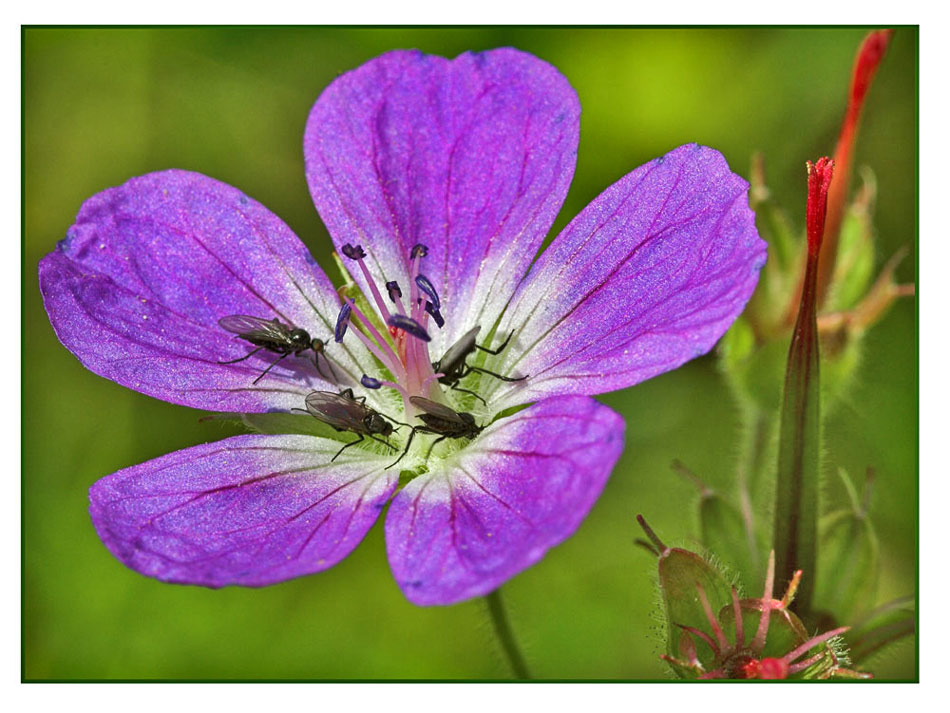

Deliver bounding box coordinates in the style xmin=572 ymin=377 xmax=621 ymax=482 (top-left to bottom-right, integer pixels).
xmin=218 ymin=314 xmax=290 ymax=340
xmin=409 ymin=396 xmax=467 ymax=424
xmin=436 ymin=326 xmax=480 ymax=371
xmin=305 ymin=391 xmax=369 ymax=431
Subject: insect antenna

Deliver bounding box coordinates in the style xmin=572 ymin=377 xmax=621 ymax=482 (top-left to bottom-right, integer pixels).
xmin=218 ymin=346 xmax=265 ymax=365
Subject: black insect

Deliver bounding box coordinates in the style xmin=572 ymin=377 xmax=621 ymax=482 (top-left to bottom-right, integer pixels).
xmin=217 ymin=314 xmax=336 ymax=384
xmin=432 ymin=325 xmax=526 ymax=404
xmin=390 ymin=396 xmax=483 ymax=468
xmin=301 ymin=389 xmax=397 ymax=461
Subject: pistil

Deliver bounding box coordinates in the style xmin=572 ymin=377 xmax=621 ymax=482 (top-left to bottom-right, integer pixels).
xmin=338 ymin=242 xmax=443 ymax=415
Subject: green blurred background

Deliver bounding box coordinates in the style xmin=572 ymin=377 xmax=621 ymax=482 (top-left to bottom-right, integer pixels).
xmin=23 ymin=27 xmax=917 ymax=680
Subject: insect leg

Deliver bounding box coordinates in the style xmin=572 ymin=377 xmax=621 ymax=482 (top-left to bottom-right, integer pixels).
xmin=316 ymin=352 xmax=339 ymax=383
xmin=379 ymin=413 xmax=413 ymax=429
xmin=423 ymin=435 xmax=449 ymax=462
xmin=387 ymin=428 xmax=417 ymax=470
xmin=218 ymin=346 xmax=264 ymax=365
xmin=368 ymin=434 xmax=397 ymax=451
xmin=449 ymin=381 xmax=487 ymax=405
xmin=252 ymin=351 xmax=292 ymax=385
xmin=468 ymin=365 xmax=527 ymax=383
xmin=474 ymin=329 xmax=515 ymax=355
xmin=331 ymin=433 xmax=364 ymax=462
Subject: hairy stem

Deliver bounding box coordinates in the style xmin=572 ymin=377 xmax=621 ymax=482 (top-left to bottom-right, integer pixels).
xmin=485 ymin=589 xmax=531 ymax=679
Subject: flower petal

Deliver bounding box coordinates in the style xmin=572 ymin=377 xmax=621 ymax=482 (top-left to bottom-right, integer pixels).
xmin=304 ymin=48 xmax=580 ymax=354
xmin=486 ymin=144 xmax=767 ymax=409
xmin=89 ymin=434 xmax=397 ymax=587
xmin=39 ymin=170 xmax=376 ymax=412
xmin=385 ymin=395 xmax=623 ymax=605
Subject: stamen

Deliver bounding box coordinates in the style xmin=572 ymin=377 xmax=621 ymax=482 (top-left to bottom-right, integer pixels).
xmin=388 ymin=314 xmax=431 ymax=342
xmin=407 ymin=244 xmax=428 ymax=326
xmin=379 ymin=379 xmax=410 ymax=399
xmin=341 ymin=242 xmax=393 ymax=326
xmin=425 ymin=301 xmax=445 ymax=329
xmin=334 ymin=302 xmax=352 ymax=343
xmin=378 ymin=378 xmax=413 ymax=414
xmin=421 ymin=372 xmax=444 ymax=390
xmin=341 ymin=243 xmax=366 ymax=260
xmin=361 ymin=375 xmax=382 ymax=389
xmin=415 ymin=273 xmax=440 ymax=309
xmin=341 ymin=318 xmax=399 ymax=377
xmin=344 ymin=298 xmax=405 ymax=378
xmin=386 ymin=281 xmax=402 ymax=302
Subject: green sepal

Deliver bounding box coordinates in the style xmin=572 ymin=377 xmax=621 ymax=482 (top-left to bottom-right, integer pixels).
xmin=719 ymin=320 xmax=787 ymax=415
xmin=847 ymin=595 xmax=915 ymax=666
xmin=814 ymin=509 xmax=878 ymax=622
xmin=814 ymin=468 xmax=879 ymax=623
xmin=698 ymin=493 xmax=762 ymax=593
xmin=748 ymin=154 xmax=800 ymax=269
xmin=825 ymin=168 xmax=877 ymax=313
xmin=717 ymin=601 xmax=808 ymax=659
xmin=672 ymin=460 xmax=764 ymax=593
xmin=657 ymin=548 xmax=733 ymax=668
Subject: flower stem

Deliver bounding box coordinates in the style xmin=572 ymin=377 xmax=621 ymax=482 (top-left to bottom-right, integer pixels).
xmin=485 ymin=589 xmax=531 ymax=679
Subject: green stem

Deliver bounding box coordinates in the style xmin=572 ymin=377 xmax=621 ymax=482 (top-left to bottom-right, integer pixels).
xmin=737 ymin=407 xmax=770 ymax=577
xmin=485 ymin=589 xmax=531 ymax=679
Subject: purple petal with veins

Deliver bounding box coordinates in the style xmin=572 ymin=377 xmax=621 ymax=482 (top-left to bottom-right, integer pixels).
xmin=304 ymin=48 xmax=580 ymax=357
xmin=39 ymin=170 xmax=376 ymax=412
xmin=385 ymin=395 xmax=624 ymax=605
xmin=89 ymin=434 xmax=397 ymax=587
xmin=487 ymin=144 xmax=767 ymax=410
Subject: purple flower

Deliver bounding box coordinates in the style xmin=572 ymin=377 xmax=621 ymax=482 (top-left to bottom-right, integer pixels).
xmin=38 ymin=48 xmax=766 ymax=605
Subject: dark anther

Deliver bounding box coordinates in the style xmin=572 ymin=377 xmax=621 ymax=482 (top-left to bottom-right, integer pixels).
xmin=415 ymin=274 xmax=440 ymax=310
xmin=334 ymin=302 xmax=352 ymax=343
xmin=361 ymin=374 xmax=382 ymax=389
xmin=410 ymin=243 xmax=429 ymax=259
xmin=341 ymin=244 xmax=366 ymax=260
xmin=387 ymin=314 xmax=431 ymax=342
xmin=386 ymin=280 xmax=403 ymax=302
xmin=424 ymin=301 xmax=445 ymax=329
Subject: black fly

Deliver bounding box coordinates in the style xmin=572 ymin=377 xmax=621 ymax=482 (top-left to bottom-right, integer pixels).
xmin=301 ymin=389 xmax=397 ymax=461
xmin=432 ymin=325 xmax=526 ymax=404
xmin=218 ymin=315 xmax=336 ymax=385
xmin=390 ymin=396 xmax=483 ymax=468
